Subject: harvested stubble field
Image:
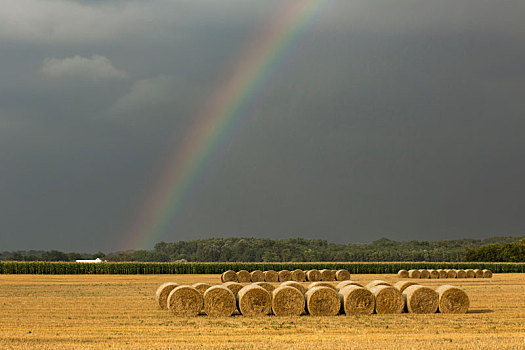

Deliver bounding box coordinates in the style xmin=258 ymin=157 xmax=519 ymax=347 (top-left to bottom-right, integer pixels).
xmin=0 ymin=274 xmax=524 ymax=349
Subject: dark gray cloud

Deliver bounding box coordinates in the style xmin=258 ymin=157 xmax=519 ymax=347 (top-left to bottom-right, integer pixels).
xmin=1 ymin=0 xmax=524 ymax=251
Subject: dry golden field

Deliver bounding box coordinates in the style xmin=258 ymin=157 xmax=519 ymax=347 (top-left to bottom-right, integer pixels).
xmin=1 ymin=273 xmax=524 ymax=349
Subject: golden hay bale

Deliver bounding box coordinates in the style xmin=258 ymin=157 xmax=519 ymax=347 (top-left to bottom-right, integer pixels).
xmin=192 ymin=283 xmax=212 ymax=295
xmin=397 ymin=270 xmax=409 ymax=278
xmin=192 ymin=283 xmax=212 ymax=313
xmin=437 ymin=269 xmax=447 ymax=279
xmin=446 ymin=269 xmax=457 ymax=279
xmin=408 ymin=269 xmax=420 ymax=279
xmin=167 ymin=285 xmax=203 ymax=317
xmin=221 ymin=270 xmax=238 ymax=283
xmin=222 ymin=282 xmax=244 ymax=297
xmin=155 ymin=282 xmax=179 ymax=309
xmin=465 ymin=269 xmax=475 ymax=278
xmin=253 ymin=282 xmax=276 ymax=295
xmin=203 ymin=285 xmax=236 ymax=317
xmin=336 ymin=280 xmax=363 ymax=291
xmin=482 ymin=269 xmax=493 ymax=278
xmin=369 ymin=285 xmax=404 ymax=314
xmin=280 ymin=281 xmax=307 ymax=295
xmin=365 ymin=280 xmax=392 ymax=290
xmin=250 ymin=270 xmax=265 ymax=282
xmin=278 ymin=270 xmax=292 ymax=282
xmin=305 ymin=286 xmax=340 ymax=316
xmin=320 ymin=269 xmax=336 ymax=281
xmin=419 ymin=269 xmax=430 ymax=279
xmin=339 ymin=285 xmax=375 ymax=315
xmin=291 ymin=269 xmax=306 ymax=282
xmin=308 ymin=281 xmax=337 ymax=291
xmin=436 ymin=285 xmax=470 ymax=314
xmin=335 ymin=269 xmax=351 ymax=281
xmin=456 ymin=270 xmax=467 ymax=278
xmin=429 ymin=270 xmax=439 ymax=279
xmin=306 ymin=269 xmax=322 ymax=282
xmin=271 ymin=286 xmax=305 ymax=316
xmin=236 ymin=285 xmax=271 ymax=317
xmin=264 ymin=270 xmax=279 ymax=282
xmin=237 ymin=270 xmax=251 ymax=283
xmin=402 ymin=285 xmax=438 ymax=314
xmin=394 ymin=280 xmax=419 ymax=293
xmin=473 ymin=269 xmax=483 ymax=278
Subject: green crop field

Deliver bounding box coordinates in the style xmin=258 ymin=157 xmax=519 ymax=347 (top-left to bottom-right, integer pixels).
xmin=1 ymin=261 xmax=524 ymax=274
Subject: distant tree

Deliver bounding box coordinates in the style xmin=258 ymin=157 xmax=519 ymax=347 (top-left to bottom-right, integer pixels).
xmin=41 ymin=250 xmax=69 ymax=261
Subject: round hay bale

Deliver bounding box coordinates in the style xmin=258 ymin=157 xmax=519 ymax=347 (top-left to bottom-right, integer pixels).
xmin=264 ymin=270 xmax=279 ymax=282
xmin=155 ymin=282 xmax=179 ymax=309
xmin=437 ymin=269 xmax=447 ymax=279
xmin=308 ymin=281 xmax=337 ymax=291
xmin=339 ymin=285 xmax=375 ymax=315
xmin=221 ymin=270 xmax=238 ymax=283
xmin=365 ymin=280 xmax=392 ymax=290
xmin=278 ymin=270 xmax=292 ymax=282
xmin=167 ymin=285 xmax=203 ymax=317
xmin=253 ymin=282 xmax=276 ymax=295
xmin=403 ymin=285 xmax=438 ymax=314
xmin=335 ymin=269 xmax=351 ymax=281
xmin=465 ymin=269 xmax=475 ymax=278
xmin=320 ymin=269 xmax=336 ymax=281
xmin=408 ymin=269 xmax=420 ymax=279
xmin=436 ymin=285 xmax=470 ymax=314
xmin=456 ymin=269 xmax=466 ymax=278
xmin=280 ymin=281 xmax=307 ymax=295
xmin=237 ymin=270 xmax=251 ymax=283
xmin=305 ymin=286 xmax=340 ymax=316
xmin=336 ymin=280 xmax=363 ymax=291
xmin=482 ymin=269 xmax=492 ymax=278
xmin=222 ymin=282 xmax=244 ymax=297
xmin=306 ymin=269 xmax=321 ymax=282
xmin=397 ymin=269 xmax=409 ymax=278
xmin=369 ymin=285 xmax=404 ymax=314
xmin=192 ymin=282 xmax=212 ymax=313
xmin=192 ymin=282 xmax=212 ymax=295
xmin=250 ymin=270 xmax=265 ymax=282
xmin=291 ymin=269 xmax=306 ymax=282
xmin=429 ymin=269 xmax=439 ymax=279
xmin=203 ymin=285 xmax=236 ymax=317
xmin=394 ymin=280 xmax=419 ymax=293
xmin=446 ymin=269 xmax=457 ymax=279
xmin=473 ymin=269 xmax=483 ymax=278
xmin=236 ymin=285 xmax=271 ymax=317
xmin=271 ymin=286 xmax=305 ymax=316
xmin=419 ymin=269 xmax=430 ymax=279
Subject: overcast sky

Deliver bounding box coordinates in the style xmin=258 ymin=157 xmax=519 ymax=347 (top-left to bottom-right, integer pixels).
xmin=1 ymin=0 xmax=524 ymax=252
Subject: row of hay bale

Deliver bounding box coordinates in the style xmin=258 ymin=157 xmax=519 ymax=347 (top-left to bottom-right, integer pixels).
xmin=398 ymin=269 xmax=492 ymax=279
xmin=155 ymin=279 xmax=469 ymax=317
xmin=221 ymin=269 xmax=351 ymax=283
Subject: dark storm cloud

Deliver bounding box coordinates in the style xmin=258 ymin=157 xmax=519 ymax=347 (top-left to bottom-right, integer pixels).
xmin=1 ymin=0 xmax=524 ymax=251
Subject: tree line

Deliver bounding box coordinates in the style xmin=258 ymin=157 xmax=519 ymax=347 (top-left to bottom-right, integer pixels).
xmin=464 ymin=239 xmax=525 ymax=262
xmin=1 ymin=235 xmax=523 ymax=262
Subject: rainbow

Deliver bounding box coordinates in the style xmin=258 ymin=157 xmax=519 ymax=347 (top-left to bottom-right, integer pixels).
xmin=122 ymin=0 xmax=330 ymax=250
